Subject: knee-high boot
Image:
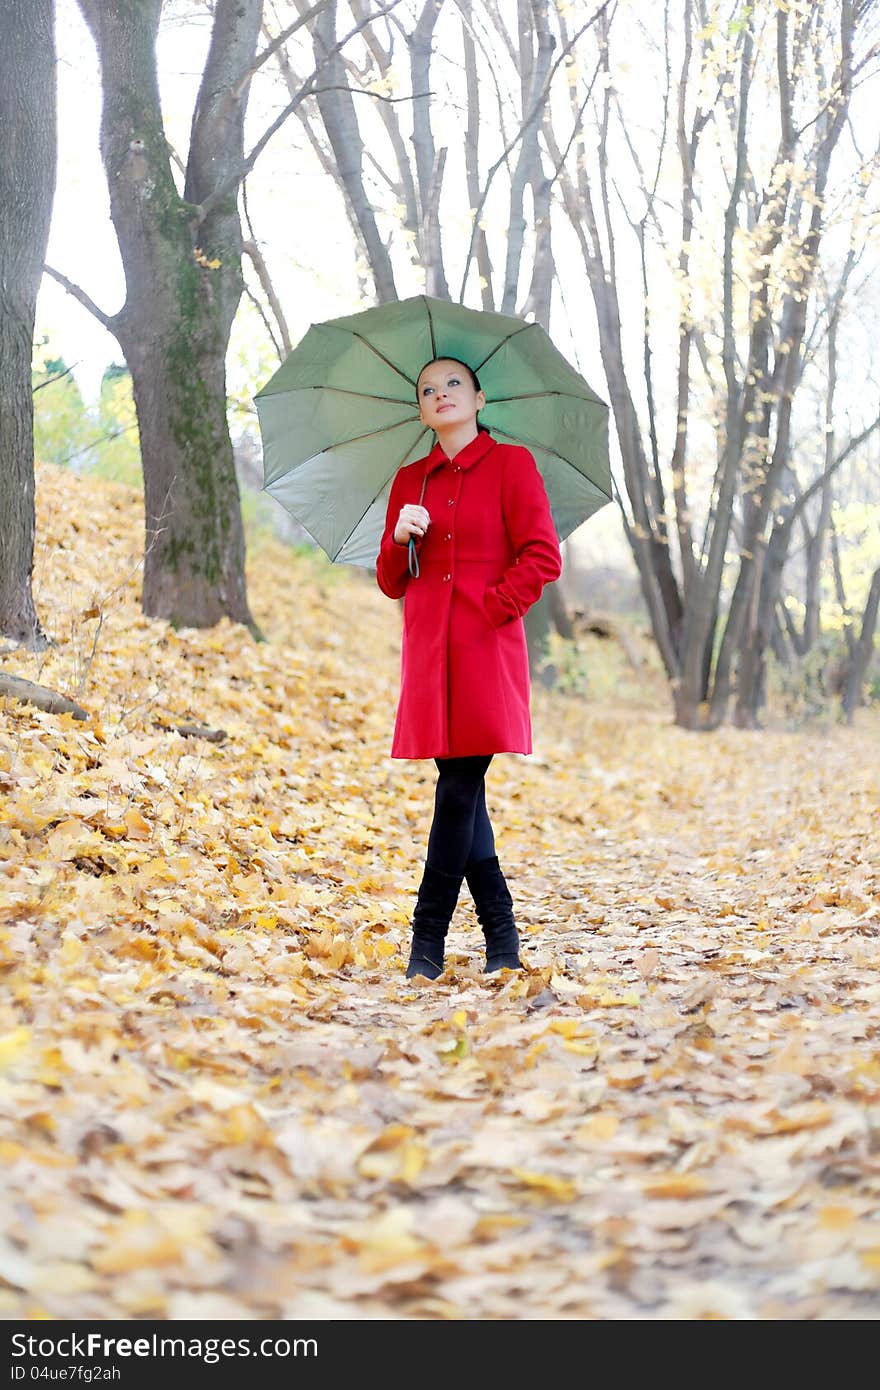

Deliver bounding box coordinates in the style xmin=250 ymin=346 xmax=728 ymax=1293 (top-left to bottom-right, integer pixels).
xmin=465 ymin=855 xmax=523 ymax=972
xmin=404 ymin=863 xmax=464 ymax=980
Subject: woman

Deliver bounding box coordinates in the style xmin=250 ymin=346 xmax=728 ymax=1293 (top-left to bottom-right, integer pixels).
xmin=376 ymin=356 xmax=562 ymax=980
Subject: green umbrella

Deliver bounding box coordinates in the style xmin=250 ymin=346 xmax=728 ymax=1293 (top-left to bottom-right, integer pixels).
xmin=255 ymin=295 xmax=611 ymax=568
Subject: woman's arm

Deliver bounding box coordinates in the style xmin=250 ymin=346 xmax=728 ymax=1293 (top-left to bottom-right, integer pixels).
xmin=484 ymin=447 xmax=562 ymax=627
xmin=376 ymin=468 xmax=423 ymax=599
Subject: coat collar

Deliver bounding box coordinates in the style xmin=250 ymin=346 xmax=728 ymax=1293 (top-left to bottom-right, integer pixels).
xmin=423 ymin=430 xmax=497 ymax=475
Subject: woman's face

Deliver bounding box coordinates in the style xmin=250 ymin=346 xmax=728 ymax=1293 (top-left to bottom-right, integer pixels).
xmin=416 ymin=359 xmax=486 ymax=431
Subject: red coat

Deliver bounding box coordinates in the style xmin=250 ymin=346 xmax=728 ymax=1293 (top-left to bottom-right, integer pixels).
xmin=376 ymin=431 xmax=562 ymax=759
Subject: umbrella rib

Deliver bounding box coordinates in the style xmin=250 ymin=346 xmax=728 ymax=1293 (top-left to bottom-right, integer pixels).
xmin=472 ymin=322 xmax=535 ymax=373
xmin=303 ymin=386 xmax=415 ymax=405
xmin=488 ymin=425 xmax=613 ymax=498
xmin=301 ymin=416 xmax=420 ymax=456
xmin=486 ymin=390 xmax=608 ymax=405
xmin=332 ymin=424 xmax=432 ymax=562
xmin=344 ymin=329 xmax=417 ymax=388
xmin=424 ymin=296 xmax=437 ymax=359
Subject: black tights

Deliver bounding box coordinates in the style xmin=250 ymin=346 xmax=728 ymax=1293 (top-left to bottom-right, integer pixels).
xmin=426 ymin=755 xmax=496 ymax=876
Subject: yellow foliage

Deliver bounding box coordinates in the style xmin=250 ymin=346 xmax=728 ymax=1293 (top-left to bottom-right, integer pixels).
xmin=0 ymin=463 xmax=878 ymax=1319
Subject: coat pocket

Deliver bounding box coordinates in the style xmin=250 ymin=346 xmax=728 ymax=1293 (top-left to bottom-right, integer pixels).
xmin=483 ymin=583 xmax=513 ymax=628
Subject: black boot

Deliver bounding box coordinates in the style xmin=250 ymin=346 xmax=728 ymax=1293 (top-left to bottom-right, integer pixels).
xmin=404 ymin=863 xmax=464 ymax=980
xmin=465 ymin=855 xmax=523 ymax=973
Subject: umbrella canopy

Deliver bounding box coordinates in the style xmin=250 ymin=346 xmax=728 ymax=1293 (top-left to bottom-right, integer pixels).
xmin=255 ymin=295 xmax=611 ymax=567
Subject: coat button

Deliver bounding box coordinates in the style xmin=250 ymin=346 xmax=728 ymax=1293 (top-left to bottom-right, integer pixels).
xmin=445 ymin=532 xmax=452 ymax=541
xmin=447 ymin=498 xmax=455 ymax=506
xmin=454 ymin=465 xmax=461 ymax=472
xmin=443 ymin=573 xmax=451 ymax=582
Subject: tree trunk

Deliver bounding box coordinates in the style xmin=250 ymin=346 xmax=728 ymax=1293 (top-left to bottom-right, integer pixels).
xmin=410 ymin=0 xmax=449 ymax=301
xmin=0 ymin=0 xmax=56 ymax=648
xmin=79 ymin=0 xmax=259 ymax=633
xmin=461 ymin=0 xmax=494 ymax=310
xmin=829 ymin=514 xmax=857 ymax=665
xmin=728 ymin=4 xmax=854 ymax=727
xmin=501 ymin=0 xmax=554 ymax=314
xmin=308 ymin=0 xmax=398 ymax=303
xmin=524 ymin=597 xmax=555 ymax=687
xmin=770 ymin=598 xmax=794 ymax=666
xmin=803 ymin=312 xmax=838 ymax=650
xmin=841 ymin=566 xmax=880 ymax=723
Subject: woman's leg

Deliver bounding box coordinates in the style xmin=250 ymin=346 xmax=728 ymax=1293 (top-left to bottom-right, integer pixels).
xmin=406 ymin=756 xmax=496 ymax=980
xmin=426 ymin=755 xmax=493 ymax=876
xmin=465 ymin=779 xmax=496 ymax=870
xmin=453 ymin=769 xmax=520 ymax=973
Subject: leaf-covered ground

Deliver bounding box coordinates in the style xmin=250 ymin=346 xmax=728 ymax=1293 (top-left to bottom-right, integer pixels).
xmin=1 ymin=464 xmax=879 ymax=1320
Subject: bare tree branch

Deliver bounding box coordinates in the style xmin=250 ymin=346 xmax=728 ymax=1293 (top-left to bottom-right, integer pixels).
xmin=789 ymin=411 xmax=880 ymax=524
xmin=240 ymin=0 xmax=333 ymax=90
xmin=243 ymin=281 xmax=281 ymax=359
xmin=309 ymin=82 xmax=431 ymax=102
xmin=460 ymin=0 xmax=494 ymax=308
xmin=0 ymin=671 xmax=89 ymax=720
xmin=242 ymin=241 xmax=291 ymax=356
xmin=43 ymin=265 xmax=117 ymax=334
xmin=193 ymin=0 xmax=406 ymax=225
xmin=32 ymin=361 xmax=80 ymax=393
xmin=458 ymin=0 xmax=613 ymax=301
xmin=410 ymin=0 xmax=449 ymax=299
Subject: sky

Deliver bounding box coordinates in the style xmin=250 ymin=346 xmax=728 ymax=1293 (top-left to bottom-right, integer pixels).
xmin=42 ymin=0 xmax=615 ymax=401
xmin=40 ymin=0 xmax=630 ymax=566
xmin=38 ymin=0 xmax=880 ymax=573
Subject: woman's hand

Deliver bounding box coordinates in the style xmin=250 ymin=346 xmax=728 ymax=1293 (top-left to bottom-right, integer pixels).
xmin=394 ymin=503 xmax=430 ymax=545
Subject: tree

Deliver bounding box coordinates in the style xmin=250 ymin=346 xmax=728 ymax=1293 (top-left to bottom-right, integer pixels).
xmin=49 ymin=0 xmax=386 ymax=633
xmin=260 ymin=0 xmax=604 ymax=677
xmin=32 ymin=351 xmax=94 ymax=471
xmin=842 ymin=564 xmax=880 ymax=718
xmin=548 ymin=0 xmax=880 ymax=728
xmin=93 ymin=365 xmax=141 ymax=486
xmin=0 ymin=0 xmax=57 ymax=648
xmin=45 ymin=0 xmax=266 ymax=633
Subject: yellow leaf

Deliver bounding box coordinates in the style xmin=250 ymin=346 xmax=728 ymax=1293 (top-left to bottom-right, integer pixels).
xmin=0 ymin=1027 xmax=31 ymax=1071
xmin=474 ymin=1214 xmax=529 ymax=1238
xmin=579 ymin=1113 xmax=619 ymax=1142
xmin=510 ymin=1169 xmax=578 ymax=1201
xmin=91 ymin=1213 xmax=184 ymax=1274
xmin=547 ymin=1019 xmax=583 ymax=1038
xmin=607 ymin=1063 xmax=645 ymax=1089
xmin=123 ymin=807 xmax=152 ymax=839
xmin=358 ymin=1134 xmax=426 ymax=1185
xmin=28 ymin=1262 xmax=100 ymax=1296
xmin=45 ymin=819 xmax=105 ymax=860
xmin=644 ymin=1174 xmax=710 ymax=1199
xmin=219 ymin=1104 xmax=266 ymax=1145
xmin=34 ymin=1047 xmax=67 ymax=1087
xmin=818 ymin=1205 xmax=856 ymax=1229
xmin=343 ymin=1208 xmax=425 ymax=1273
xmin=593 ymin=990 xmax=640 ymax=1008
xmin=400 ymin=1141 xmax=426 ymax=1184
xmin=25 ymin=1111 xmax=55 ymax=1137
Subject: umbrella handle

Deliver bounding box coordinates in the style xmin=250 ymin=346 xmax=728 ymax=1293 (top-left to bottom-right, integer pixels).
xmin=407 ymin=470 xmax=429 ymax=578
xmin=407 ymin=536 xmax=420 ymax=578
